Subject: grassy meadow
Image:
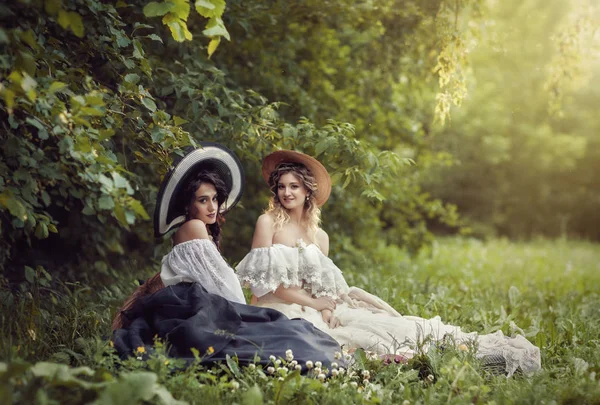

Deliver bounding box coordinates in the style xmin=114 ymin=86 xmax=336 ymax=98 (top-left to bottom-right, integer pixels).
xmin=1 ymin=237 xmax=599 ymax=404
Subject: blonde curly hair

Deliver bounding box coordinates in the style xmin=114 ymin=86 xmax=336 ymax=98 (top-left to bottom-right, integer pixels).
xmin=265 ymin=162 xmax=321 ymax=245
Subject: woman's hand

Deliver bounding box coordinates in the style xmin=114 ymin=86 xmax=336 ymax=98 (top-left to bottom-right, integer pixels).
xmin=310 ymin=296 xmax=336 ymax=312
xmin=321 ymin=309 xmax=341 ymax=329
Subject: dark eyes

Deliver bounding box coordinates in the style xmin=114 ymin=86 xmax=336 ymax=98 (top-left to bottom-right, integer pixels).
xmin=198 ymin=196 xmax=218 ymax=203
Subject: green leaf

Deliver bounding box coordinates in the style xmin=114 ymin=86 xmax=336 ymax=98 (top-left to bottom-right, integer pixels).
xmin=99 ymin=129 xmax=115 ymax=141
xmin=57 ymin=11 xmax=84 ymax=37
xmin=44 ymin=0 xmax=62 ymax=16
xmin=129 ymin=199 xmax=150 ymax=220
xmin=202 ymin=17 xmax=230 ymax=41
xmin=111 ymin=172 xmax=129 ymax=190
xmin=68 ymin=12 xmax=85 ymax=38
xmin=242 ymin=384 xmax=264 ymax=405
xmin=31 ymin=362 xmax=97 ymax=389
xmin=167 ymin=20 xmax=192 ymax=42
xmin=207 ymin=37 xmax=220 ymax=58
xmin=98 ymin=195 xmax=115 ymax=210
xmin=132 ymin=39 xmax=144 ymax=59
xmin=24 ymin=266 xmax=36 ymax=283
xmin=146 ymin=34 xmax=163 ymax=43
xmin=57 ymin=10 xmax=70 ymax=29
xmin=143 ymin=1 xmax=175 ymax=17
xmin=170 ymin=0 xmax=191 ymax=21
xmin=173 ymin=116 xmax=189 ymax=126
xmin=141 ymin=97 xmax=157 ymax=112
xmin=41 ymin=191 xmax=51 ymax=207
xmin=195 ymin=0 xmax=226 ymax=19
xmin=34 ymin=222 xmax=49 ymax=239
xmin=48 ymin=81 xmax=68 ymax=94
xmin=225 ymin=355 xmax=241 ymax=378
xmin=0 ymin=191 xmax=28 ymax=220
xmin=124 ymin=73 xmax=140 ymax=84
xmin=113 ymin=204 xmax=128 ymax=227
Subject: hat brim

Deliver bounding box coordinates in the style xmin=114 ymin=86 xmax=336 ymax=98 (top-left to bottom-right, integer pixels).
xmin=262 ymin=150 xmax=331 ymax=207
xmin=154 ymin=142 xmax=244 ymax=237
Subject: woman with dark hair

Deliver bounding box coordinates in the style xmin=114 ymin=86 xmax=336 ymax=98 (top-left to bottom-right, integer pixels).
xmin=237 ymin=150 xmax=542 ymax=377
xmin=112 ymin=144 xmax=342 ymax=371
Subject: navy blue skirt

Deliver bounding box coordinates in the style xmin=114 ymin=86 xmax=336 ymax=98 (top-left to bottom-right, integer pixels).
xmin=113 ymin=283 xmax=342 ymax=372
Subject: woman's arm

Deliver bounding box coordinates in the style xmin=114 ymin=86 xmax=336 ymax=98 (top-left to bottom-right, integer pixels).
xmin=273 ymin=285 xmax=336 ymax=311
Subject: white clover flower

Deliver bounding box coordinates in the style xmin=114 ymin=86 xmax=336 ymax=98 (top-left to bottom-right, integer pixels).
xmin=313 ymin=367 xmax=321 ymax=375
xmin=350 ymin=381 xmax=358 ymax=388
xmin=290 ymin=360 xmax=298 ymax=367
xmin=267 ymin=366 xmax=275 ymax=374
xmin=362 ymin=370 xmax=370 ymax=378
xmin=269 ymin=355 xmax=276 ymax=362
xmin=317 ymin=373 xmax=326 ymax=381
xmin=248 ymin=363 xmax=256 ymax=370
xmin=338 ymin=367 xmax=346 ymax=375
xmin=275 ymin=359 xmax=282 ymax=366
xmin=363 ymin=379 xmax=369 ymax=385
xmin=341 ymin=382 xmax=348 ymax=389
xmin=278 ymin=377 xmax=285 ymax=381
xmin=277 ymin=367 xmax=288 ymax=375
xmin=231 ymin=380 xmax=240 ymax=390
xmin=331 ymin=369 xmax=339 ymax=377
xmin=331 ymin=362 xmax=338 ymax=369
xmin=344 ymin=354 xmax=352 ymax=362
xmin=136 ymin=356 xmax=143 ymax=361
xmin=402 ymin=401 xmax=410 ymax=405
xmin=427 ymin=374 xmax=435 ymax=382
xmin=285 ymin=349 xmax=294 ymax=361
xmin=295 ymin=364 xmax=302 ymax=371
xmin=315 ymin=361 xmax=322 ymax=368
xmin=306 ymin=360 xmax=314 ymax=369
xmin=334 ymin=351 xmax=342 ymax=360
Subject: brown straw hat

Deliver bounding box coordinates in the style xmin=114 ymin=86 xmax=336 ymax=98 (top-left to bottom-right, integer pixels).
xmin=262 ymin=150 xmax=331 ymax=207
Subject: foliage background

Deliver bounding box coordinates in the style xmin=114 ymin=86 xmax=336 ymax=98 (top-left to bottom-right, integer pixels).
xmin=1 ymin=0 xmax=600 ymax=403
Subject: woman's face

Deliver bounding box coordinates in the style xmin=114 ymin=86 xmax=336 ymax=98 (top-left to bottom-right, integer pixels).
xmin=277 ymin=172 xmax=309 ymax=211
xmin=188 ymin=182 xmax=219 ymax=224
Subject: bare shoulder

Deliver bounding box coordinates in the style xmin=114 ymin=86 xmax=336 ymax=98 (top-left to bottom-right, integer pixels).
xmin=252 ymin=213 xmax=275 ymax=248
xmin=174 ymin=219 xmax=210 ymax=243
xmin=316 ymin=228 xmax=330 ymax=256
xmin=316 ymin=228 xmax=329 ymax=243
xmin=256 ymin=213 xmax=275 ymax=227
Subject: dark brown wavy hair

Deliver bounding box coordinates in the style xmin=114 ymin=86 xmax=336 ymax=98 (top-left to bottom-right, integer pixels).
xmin=182 ymin=171 xmax=229 ymax=250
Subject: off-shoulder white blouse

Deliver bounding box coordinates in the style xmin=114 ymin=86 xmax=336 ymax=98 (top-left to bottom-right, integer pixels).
xmin=235 ymin=240 xmax=350 ymax=299
xmin=160 ymin=238 xmax=246 ymax=304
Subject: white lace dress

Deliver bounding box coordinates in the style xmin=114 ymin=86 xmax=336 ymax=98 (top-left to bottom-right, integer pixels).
xmin=160 ymin=238 xmax=246 ymax=305
xmin=236 ymin=241 xmax=541 ymax=376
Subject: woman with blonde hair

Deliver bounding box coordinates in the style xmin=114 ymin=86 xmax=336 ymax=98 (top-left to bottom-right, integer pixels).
xmin=237 ymin=150 xmax=541 ymax=376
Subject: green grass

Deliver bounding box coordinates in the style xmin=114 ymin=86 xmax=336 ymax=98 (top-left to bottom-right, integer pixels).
xmin=1 ymin=238 xmax=599 ymax=404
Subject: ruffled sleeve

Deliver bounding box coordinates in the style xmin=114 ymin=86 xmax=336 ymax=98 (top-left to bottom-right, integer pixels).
xmin=160 ymin=239 xmax=246 ymax=304
xmin=236 ymin=244 xmax=349 ymax=299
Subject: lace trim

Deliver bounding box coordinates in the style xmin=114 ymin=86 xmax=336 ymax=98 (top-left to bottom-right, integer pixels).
xmin=236 ymin=243 xmax=349 ymax=299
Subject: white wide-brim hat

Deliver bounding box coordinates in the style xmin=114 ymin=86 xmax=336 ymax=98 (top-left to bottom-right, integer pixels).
xmin=154 ymin=142 xmax=244 ymax=237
